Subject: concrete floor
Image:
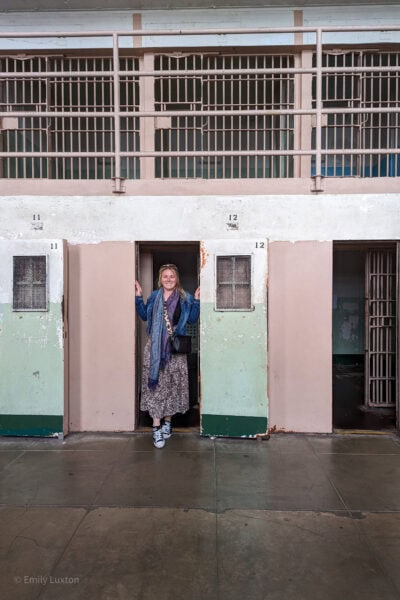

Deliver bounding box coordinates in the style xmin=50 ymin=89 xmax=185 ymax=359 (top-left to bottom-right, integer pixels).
xmin=1 ymin=432 xmax=400 ymax=600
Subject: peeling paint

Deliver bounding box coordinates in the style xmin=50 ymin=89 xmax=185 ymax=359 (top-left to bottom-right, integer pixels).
xmin=254 ymin=432 xmax=270 ymax=440
xmin=200 ymin=242 xmax=209 ymax=270
xmin=56 ymin=323 xmax=64 ymax=349
xmin=268 ymin=425 xmax=296 ymax=434
xmin=13 ymin=332 xmax=49 ymax=348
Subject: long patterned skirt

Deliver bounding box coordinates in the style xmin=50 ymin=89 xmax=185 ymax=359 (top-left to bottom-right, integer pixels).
xmin=140 ymin=338 xmax=189 ymax=419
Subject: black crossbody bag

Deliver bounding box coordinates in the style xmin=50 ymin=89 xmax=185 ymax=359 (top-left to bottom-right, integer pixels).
xmin=163 ymin=302 xmax=191 ymax=354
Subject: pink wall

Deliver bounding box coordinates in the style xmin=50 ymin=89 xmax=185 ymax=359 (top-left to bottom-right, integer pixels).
xmin=268 ymin=241 xmax=333 ymax=433
xmin=68 ymin=243 xmax=136 ymax=431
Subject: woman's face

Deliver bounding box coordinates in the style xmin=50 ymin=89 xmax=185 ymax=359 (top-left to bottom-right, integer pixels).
xmin=160 ymin=268 xmax=177 ymax=291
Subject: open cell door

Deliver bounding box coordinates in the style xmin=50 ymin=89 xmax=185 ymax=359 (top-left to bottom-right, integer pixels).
xmin=0 ymin=240 xmax=66 ymax=437
xmin=365 ymin=248 xmax=397 ymax=427
xmin=397 ymin=242 xmax=400 ymax=431
xmin=199 ymin=239 xmax=268 ymax=437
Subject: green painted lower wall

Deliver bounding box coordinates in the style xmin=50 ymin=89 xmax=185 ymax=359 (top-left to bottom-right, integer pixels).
xmin=0 ymin=303 xmax=64 ymax=417
xmin=200 ymin=302 xmax=268 ymax=420
xmin=201 ymin=414 xmax=268 ymax=437
xmin=0 ymin=414 xmax=63 ymax=436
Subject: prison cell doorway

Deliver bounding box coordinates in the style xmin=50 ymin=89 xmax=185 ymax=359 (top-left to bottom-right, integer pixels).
xmin=333 ymin=243 xmax=399 ymax=431
xmin=135 ymin=242 xmax=200 ymax=431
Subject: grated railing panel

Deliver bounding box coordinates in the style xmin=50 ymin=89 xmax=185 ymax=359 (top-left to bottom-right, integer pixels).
xmin=154 ymin=53 xmax=295 ymax=179
xmin=0 ymin=57 xmax=48 ymax=177
xmin=312 ymin=51 xmax=400 ymax=177
xmin=0 ymin=55 xmax=140 ymax=179
xmin=361 ymin=53 xmax=400 ymax=177
xmin=0 ymin=30 xmax=399 ymax=184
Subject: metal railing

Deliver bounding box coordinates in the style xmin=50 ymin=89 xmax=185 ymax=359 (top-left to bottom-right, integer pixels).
xmin=0 ymin=24 xmax=399 ymax=191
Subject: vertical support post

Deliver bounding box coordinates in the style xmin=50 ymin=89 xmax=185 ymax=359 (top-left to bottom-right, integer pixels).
xmin=45 ymin=56 xmax=53 ymax=180
xmin=132 ymin=14 xmax=142 ymax=48
xmin=299 ymin=50 xmax=313 ymax=178
xmin=294 ymin=10 xmax=303 ymax=46
xmin=293 ymin=10 xmax=304 ymax=178
xmin=112 ymin=33 xmax=124 ymax=193
xmin=313 ymin=28 xmax=323 ymax=192
xmin=140 ymin=53 xmax=155 ymax=179
xmin=293 ymin=53 xmax=301 ymax=178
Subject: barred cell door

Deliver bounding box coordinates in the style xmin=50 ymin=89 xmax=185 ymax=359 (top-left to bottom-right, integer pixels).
xmin=365 ymin=249 xmax=397 ymax=413
xmin=398 ymin=243 xmax=400 ymax=430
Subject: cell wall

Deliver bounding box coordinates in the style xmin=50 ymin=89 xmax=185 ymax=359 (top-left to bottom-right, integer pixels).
xmin=0 ymin=195 xmax=399 ymax=433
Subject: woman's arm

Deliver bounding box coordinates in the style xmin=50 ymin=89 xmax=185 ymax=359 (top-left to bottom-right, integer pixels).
xmin=135 ymin=280 xmax=147 ymax=321
xmin=187 ymin=289 xmax=200 ymax=324
xmin=135 ymin=296 xmax=147 ymax=321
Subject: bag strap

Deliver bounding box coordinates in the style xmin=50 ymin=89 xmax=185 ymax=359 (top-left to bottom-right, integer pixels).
xmin=163 ymin=302 xmax=174 ymax=339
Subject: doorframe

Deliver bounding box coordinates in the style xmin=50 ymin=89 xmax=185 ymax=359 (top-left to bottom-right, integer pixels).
xmin=135 ymin=241 xmax=201 ymax=431
xmin=332 ymin=240 xmax=399 ymax=432
xmin=63 ymin=240 xmax=70 ymax=438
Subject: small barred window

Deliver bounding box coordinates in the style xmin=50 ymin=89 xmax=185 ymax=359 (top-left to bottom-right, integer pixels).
xmin=216 ymin=256 xmax=252 ymax=310
xmin=13 ymin=256 xmax=48 ymax=311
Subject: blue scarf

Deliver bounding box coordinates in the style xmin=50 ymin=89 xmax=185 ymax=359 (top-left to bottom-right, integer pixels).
xmin=148 ymin=289 xmax=180 ymax=389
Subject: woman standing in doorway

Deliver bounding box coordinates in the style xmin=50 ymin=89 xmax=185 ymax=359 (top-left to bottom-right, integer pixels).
xmin=135 ymin=264 xmax=200 ymax=448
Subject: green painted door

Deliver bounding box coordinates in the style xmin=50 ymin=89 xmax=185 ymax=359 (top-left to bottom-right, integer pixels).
xmin=200 ymin=239 xmax=268 ymax=437
xmin=0 ymin=240 xmax=66 ymax=437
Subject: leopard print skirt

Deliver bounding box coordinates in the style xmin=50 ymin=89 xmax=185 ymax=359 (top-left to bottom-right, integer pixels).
xmin=140 ymin=338 xmax=189 ymax=419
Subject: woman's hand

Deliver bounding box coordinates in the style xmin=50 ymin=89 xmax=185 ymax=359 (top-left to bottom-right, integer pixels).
xmin=135 ymin=280 xmax=143 ymax=296
xmin=194 ymin=287 xmax=200 ymax=300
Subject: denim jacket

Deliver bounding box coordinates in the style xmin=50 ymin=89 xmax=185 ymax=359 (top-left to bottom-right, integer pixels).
xmin=135 ymin=290 xmax=200 ymax=336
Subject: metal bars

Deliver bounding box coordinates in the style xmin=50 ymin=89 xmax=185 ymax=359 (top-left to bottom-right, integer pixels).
xmin=154 ymin=54 xmax=294 ymax=179
xmin=0 ymin=24 xmax=399 ymax=183
xmin=361 ymin=52 xmax=400 ymax=178
xmin=0 ymin=55 xmax=140 ymax=180
xmin=13 ymin=255 xmax=48 ymax=311
xmin=312 ymin=51 xmax=400 ymax=177
xmin=216 ymin=255 xmax=252 ymax=310
xmin=154 ymin=54 xmax=203 ymax=179
xmin=365 ymin=249 xmax=397 ymax=408
xmin=0 ymin=56 xmax=48 ymax=178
